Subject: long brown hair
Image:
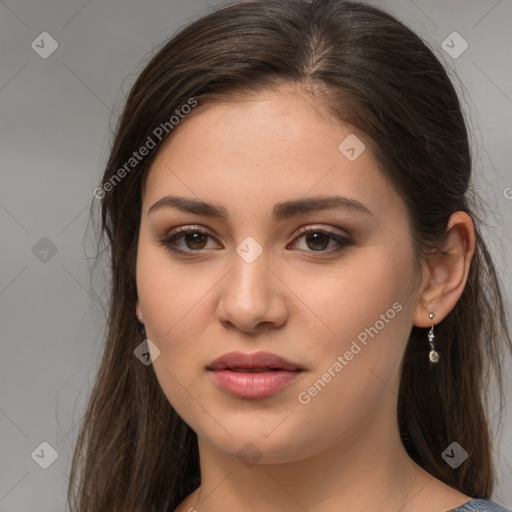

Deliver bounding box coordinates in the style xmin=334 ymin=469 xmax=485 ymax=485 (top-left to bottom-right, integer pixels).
xmin=68 ymin=1 xmax=512 ymax=510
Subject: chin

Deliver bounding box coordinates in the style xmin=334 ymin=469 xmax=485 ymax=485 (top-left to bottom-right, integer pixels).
xmin=194 ymin=419 xmax=320 ymax=465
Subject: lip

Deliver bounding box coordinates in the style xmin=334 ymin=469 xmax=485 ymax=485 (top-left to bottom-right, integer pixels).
xmin=207 ymin=351 xmax=304 ymax=399
xmin=207 ymin=351 xmax=301 ymax=371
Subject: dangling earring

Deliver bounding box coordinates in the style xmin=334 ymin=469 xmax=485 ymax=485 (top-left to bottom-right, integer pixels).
xmin=428 ymin=312 xmax=439 ymax=363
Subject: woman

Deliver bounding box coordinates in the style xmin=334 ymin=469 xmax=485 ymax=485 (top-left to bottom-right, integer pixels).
xmin=68 ymin=1 xmax=512 ymax=511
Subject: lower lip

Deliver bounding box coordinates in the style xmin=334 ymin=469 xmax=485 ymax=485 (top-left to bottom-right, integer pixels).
xmin=208 ymin=369 xmax=303 ymax=398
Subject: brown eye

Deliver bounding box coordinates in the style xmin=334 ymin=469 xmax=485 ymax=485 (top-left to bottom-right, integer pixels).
xmin=304 ymin=232 xmax=331 ymax=251
xmin=183 ymin=231 xmax=208 ymax=250
xmin=158 ymin=227 xmax=220 ymax=256
xmin=288 ymin=228 xmax=352 ymax=259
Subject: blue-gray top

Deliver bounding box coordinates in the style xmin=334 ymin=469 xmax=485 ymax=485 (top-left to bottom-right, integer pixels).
xmin=449 ymin=499 xmax=511 ymax=511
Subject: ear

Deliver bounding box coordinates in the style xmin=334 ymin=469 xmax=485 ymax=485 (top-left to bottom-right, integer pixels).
xmin=413 ymin=211 xmax=475 ymax=328
xmin=136 ymin=300 xmax=143 ymax=323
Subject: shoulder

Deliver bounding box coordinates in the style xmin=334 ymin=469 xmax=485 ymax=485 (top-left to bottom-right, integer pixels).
xmin=450 ymin=498 xmax=511 ymax=512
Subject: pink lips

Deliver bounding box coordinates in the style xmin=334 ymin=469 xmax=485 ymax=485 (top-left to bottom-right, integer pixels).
xmin=207 ymin=351 xmax=304 ymax=398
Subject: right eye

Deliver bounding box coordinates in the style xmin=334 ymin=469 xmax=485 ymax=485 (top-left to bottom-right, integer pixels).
xmin=158 ymin=226 xmax=221 ymax=256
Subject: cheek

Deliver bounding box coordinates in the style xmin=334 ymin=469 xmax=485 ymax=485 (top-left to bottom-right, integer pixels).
xmin=288 ymin=248 xmax=415 ymax=432
xmin=136 ymin=245 xmax=218 ymax=426
xmin=292 ymin=245 xmax=414 ymax=361
xmin=289 ymin=261 xmax=413 ymax=455
xmin=136 ymin=236 xmax=214 ymax=344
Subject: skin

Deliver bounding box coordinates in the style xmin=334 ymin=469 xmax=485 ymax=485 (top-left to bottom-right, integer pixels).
xmin=135 ymin=86 xmax=475 ymax=512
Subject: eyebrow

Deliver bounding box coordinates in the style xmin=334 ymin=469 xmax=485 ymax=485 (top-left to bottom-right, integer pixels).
xmin=148 ymin=194 xmax=373 ymax=220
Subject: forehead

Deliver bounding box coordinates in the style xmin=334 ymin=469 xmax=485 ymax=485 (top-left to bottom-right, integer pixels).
xmin=142 ymin=89 xmax=405 ymax=225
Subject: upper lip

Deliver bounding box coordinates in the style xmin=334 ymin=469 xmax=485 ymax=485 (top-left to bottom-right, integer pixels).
xmin=207 ymin=351 xmax=302 ymax=371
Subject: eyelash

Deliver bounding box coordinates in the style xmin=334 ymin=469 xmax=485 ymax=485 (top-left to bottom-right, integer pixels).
xmin=157 ymin=225 xmax=352 ymax=259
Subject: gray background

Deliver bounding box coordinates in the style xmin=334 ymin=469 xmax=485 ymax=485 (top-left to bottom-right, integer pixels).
xmin=1 ymin=0 xmax=511 ymax=510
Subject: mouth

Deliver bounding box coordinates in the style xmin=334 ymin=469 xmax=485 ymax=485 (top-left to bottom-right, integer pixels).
xmin=223 ymin=367 xmax=287 ymax=373
xmin=206 ymin=351 xmax=304 ymax=398
xmin=207 ymin=351 xmax=302 ymax=372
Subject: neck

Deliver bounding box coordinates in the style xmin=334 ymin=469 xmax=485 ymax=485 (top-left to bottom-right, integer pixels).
xmin=186 ymin=404 xmax=431 ymax=512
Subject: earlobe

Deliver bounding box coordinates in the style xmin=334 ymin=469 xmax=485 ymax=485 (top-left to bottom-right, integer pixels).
xmin=136 ymin=301 xmax=144 ymax=323
xmin=413 ymin=211 xmax=475 ymax=328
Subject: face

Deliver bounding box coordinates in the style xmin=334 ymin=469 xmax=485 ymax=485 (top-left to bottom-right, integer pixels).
xmin=136 ymin=87 xmax=420 ymax=463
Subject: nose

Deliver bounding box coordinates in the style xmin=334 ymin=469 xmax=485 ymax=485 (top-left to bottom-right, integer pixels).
xmin=215 ymin=251 xmax=289 ymax=334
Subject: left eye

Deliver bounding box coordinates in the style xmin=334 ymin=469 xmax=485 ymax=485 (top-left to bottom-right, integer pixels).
xmin=287 ymin=229 xmax=351 ymax=255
